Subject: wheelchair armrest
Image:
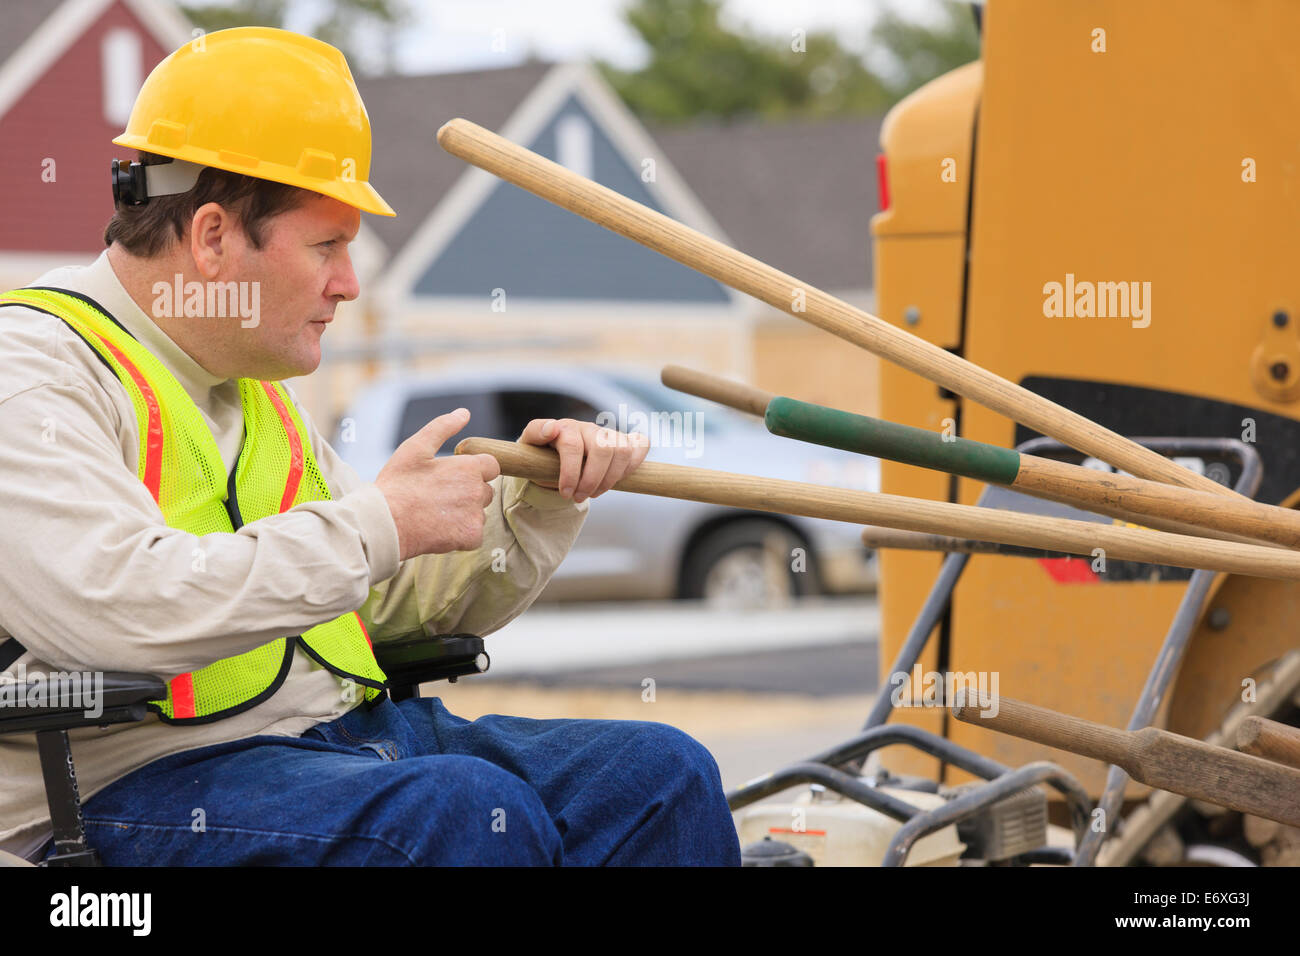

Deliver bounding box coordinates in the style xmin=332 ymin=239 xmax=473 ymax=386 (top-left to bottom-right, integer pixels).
xmin=0 ymin=672 xmax=166 ymax=736
xmin=0 ymin=633 xmax=489 ymax=737
xmin=374 ymin=632 xmax=489 ymax=690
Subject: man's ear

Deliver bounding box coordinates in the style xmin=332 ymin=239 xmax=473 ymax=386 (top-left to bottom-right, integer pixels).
xmin=190 ymin=201 xmax=240 ymax=279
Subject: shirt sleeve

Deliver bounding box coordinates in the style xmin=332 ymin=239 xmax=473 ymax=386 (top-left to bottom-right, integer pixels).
xmin=0 ymin=381 xmax=400 ymax=677
xmin=297 ymin=393 xmax=590 ymax=642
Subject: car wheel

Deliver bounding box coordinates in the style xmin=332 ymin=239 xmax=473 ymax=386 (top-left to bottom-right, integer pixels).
xmin=680 ymin=519 xmax=818 ymax=609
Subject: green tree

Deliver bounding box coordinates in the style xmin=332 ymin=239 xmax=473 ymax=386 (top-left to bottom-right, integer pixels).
xmin=180 ymin=0 xmax=409 ymax=74
xmin=599 ymin=0 xmax=894 ymax=123
xmin=870 ymin=1 xmax=981 ymax=100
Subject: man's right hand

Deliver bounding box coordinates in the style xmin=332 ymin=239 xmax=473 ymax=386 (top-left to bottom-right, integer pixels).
xmin=374 ymin=408 xmax=501 ymax=561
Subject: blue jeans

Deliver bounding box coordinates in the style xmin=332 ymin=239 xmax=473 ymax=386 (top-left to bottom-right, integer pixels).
xmin=46 ymin=696 xmax=742 ymax=866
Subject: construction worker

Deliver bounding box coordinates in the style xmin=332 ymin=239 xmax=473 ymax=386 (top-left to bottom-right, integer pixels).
xmin=0 ymin=27 xmax=741 ymax=866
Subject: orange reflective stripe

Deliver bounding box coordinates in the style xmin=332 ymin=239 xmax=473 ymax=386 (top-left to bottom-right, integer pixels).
xmin=261 ymin=382 xmax=303 ymax=513
xmin=2 ymin=288 xmax=388 ymax=722
xmin=354 ymin=612 xmax=373 ymax=650
xmin=91 ymin=329 xmax=164 ymax=500
xmin=169 ymin=672 xmax=196 ymax=720
xmin=95 ymin=325 xmax=193 ymax=715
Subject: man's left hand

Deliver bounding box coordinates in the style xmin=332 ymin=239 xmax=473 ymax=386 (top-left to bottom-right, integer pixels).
xmin=517 ymin=418 xmax=651 ymax=503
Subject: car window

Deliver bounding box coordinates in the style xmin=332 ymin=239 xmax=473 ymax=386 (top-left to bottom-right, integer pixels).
xmin=497 ymin=390 xmax=602 ymax=441
xmin=395 ymin=392 xmax=501 ymax=450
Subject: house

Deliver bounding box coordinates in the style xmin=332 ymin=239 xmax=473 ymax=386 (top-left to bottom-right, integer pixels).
xmin=0 ymin=0 xmax=190 ymax=286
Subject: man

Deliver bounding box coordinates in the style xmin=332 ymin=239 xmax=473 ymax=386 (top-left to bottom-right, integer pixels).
xmin=0 ymin=26 xmax=741 ymax=866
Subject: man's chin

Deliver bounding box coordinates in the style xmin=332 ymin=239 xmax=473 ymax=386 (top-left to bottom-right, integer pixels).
xmin=257 ymin=351 xmax=321 ymax=382
xmin=283 ymin=358 xmax=321 ymax=380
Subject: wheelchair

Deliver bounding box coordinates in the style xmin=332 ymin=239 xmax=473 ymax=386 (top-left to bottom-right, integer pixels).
xmin=0 ymin=632 xmax=488 ymax=866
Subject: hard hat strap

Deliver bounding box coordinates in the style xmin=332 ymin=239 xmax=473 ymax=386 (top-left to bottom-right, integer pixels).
xmin=144 ymin=158 xmax=204 ymax=197
xmin=110 ymin=157 xmax=205 ymax=206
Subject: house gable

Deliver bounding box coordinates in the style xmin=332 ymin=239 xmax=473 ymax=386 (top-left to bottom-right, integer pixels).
xmin=414 ymin=94 xmax=729 ymax=303
xmin=382 ymin=63 xmax=738 ymax=311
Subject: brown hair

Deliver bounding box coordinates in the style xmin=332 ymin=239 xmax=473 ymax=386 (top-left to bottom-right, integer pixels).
xmin=103 ymin=152 xmax=311 ymax=258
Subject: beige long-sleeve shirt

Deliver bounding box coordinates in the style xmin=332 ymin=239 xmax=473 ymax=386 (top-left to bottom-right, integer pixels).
xmin=0 ymin=251 xmax=588 ymax=860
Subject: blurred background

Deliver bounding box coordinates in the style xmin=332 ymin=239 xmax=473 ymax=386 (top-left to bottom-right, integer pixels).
xmin=0 ymin=0 xmax=978 ymax=794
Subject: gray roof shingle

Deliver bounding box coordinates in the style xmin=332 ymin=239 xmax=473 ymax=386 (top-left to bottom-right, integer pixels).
xmin=647 ymin=116 xmax=883 ymax=292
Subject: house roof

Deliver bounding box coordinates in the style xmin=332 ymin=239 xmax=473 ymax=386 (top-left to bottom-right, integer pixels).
xmin=0 ymin=0 xmax=64 ymax=65
xmin=358 ymin=63 xmax=883 ymax=293
xmin=358 ymin=63 xmax=552 ymax=255
xmin=647 ymin=116 xmax=883 ymax=293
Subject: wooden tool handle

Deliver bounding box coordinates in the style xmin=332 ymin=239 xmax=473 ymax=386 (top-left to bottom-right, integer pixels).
xmin=859 ymin=527 xmax=1063 ymax=557
xmin=764 ymin=395 xmax=1023 ymax=485
xmin=666 ymin=364 xmax=1022 ymax=485
xmin=953 ymin=693 xmax=1300 ymax=827
xmin=952 ymin=691 xmax=1133 ymax=765
xmin=768 ymin=396 xmax=1292 ymax=547
xmin=1237 ymin=716 xmax=1300 ymax=770
xmin=453 ymin=438 xmax=1300 ymax=580
xmin=660 ymin=365 xmax=772 ymax=418
xmin=666 ymin=365 xmax=1284 ymax=548
xmin=1016 ymin=455 xmax=1300 ymax=548
xmin=861 ymin=527 xmax=1005 ymax=554
xmin=437 ymin=118 xmax=1236 ymax=499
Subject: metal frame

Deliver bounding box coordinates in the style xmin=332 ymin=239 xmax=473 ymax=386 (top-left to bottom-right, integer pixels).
xmin=728 ymin=436 xmax=1261 ymax=867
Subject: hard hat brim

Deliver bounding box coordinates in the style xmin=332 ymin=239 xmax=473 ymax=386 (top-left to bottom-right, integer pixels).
xmin=112 ymin=134 xmax=397 ymax=218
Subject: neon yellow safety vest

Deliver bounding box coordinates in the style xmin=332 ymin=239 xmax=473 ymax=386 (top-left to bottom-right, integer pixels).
xmin=0 ymin=287 xmax=387 ymax=723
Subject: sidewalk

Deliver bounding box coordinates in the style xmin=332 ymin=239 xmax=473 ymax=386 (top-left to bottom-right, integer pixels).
xmin=471 ymin=594 xmax=877 ymax=677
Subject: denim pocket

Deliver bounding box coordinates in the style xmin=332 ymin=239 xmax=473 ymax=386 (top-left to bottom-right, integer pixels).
xmin=356 ymin=740 xmax=398 ymax=761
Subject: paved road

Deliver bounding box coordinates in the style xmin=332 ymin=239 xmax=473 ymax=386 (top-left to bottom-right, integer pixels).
xmin=491 ymin=639 xmax=878 ymax=696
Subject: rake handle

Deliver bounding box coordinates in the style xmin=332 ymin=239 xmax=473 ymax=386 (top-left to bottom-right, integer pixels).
xmin=453 ymin=437 xmax=1300 ymax=581
xmin=1237 ymin=716 xmax=1300 ymax=770
xmin=666 ymin=365 xmax=1293 ymax=548
xmin=952 ymin=693 xmax=1300 ymax=827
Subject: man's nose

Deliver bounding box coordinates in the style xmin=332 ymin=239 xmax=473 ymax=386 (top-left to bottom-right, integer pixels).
xmin=329 ymin=250 xmax=361 ymax=302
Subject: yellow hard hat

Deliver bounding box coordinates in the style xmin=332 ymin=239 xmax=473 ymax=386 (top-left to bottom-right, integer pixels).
xmin=113 ymin=26 xmax=395 ymax=216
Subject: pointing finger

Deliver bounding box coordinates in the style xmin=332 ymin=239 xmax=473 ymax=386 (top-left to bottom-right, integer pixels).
xmin=406 ymin=407 xmax=471 ymax=456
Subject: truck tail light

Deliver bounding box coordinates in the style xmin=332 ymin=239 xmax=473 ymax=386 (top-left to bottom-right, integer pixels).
xmin=876 ymin=153 xmax=890 ymax=212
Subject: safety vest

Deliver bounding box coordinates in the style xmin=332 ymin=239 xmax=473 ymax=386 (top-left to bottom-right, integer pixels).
xmin=0 ymin=287 xmax=387 ymax=724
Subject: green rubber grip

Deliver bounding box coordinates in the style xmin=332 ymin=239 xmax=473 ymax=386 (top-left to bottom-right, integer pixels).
xmin=764 ymin=396 xmax=1022 ymax=486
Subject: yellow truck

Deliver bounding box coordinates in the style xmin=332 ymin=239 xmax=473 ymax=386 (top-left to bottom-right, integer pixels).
xmin=860 ymin=0 xmax=1300 ymax=864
